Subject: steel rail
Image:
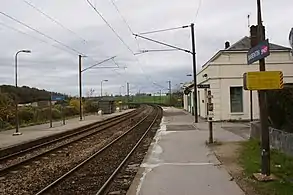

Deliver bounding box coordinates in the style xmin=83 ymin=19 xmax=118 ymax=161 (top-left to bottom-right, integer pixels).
xmin=35 ymin=106 xmax=158 ymax=195
xmin=96 ymin=106 xmax=161 ymax=195
xmin=0 ymin=108 xmax=143 ymax=175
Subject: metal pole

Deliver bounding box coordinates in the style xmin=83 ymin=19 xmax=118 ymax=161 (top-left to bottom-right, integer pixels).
xmin=101 ymin=80 xmax=103 ymax=97
xmin=127 ymin=82 xmax=130 ymax=108
xmin=168 ymin=81 xmax=171 ymax=106
xmin=250 ymin=90 xmax=253 ymax=121
xmin=15 ymin=51 xmax=20 ymax=135
xmin=209 ymin=120 xmax=213 ymax=143
xmin=79 ymin=55 xmax=83 ymax=121
xmin=257 ymin=0 xmax=270 ymax=176
xmin=49 ymin=93 xmax=53 ymax=128
xmin=191 ymin=23 xmax=198 ymax=123
xmin=160 ymin=90 xmax=162 ymax=104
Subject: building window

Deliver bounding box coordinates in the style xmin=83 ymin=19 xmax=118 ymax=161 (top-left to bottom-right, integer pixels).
xmin=230 ymin=87 xmax=243 ymax=113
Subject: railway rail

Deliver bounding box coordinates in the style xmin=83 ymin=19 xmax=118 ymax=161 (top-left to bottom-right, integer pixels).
xmin=0 ymin=105 xmax=157 ymax=195
xmin=0 ymin=107 xmax=144 ymax=176
xmin=35 ymin=105 xmax=162 ymax=195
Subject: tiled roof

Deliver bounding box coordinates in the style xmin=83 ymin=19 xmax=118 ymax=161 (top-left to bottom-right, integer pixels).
xmin=227 ymin=36 xmax=291 ymax=51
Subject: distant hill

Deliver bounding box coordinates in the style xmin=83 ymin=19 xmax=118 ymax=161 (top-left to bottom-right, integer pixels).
xmin=0 ymin=85 xmax=67 ymax=104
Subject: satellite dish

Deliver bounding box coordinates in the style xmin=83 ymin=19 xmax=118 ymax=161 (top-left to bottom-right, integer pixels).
xmin=289 ymin=28 xmax=293 ymax=49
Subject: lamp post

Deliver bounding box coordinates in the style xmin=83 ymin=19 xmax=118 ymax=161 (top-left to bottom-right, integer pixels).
xmin=13 ymin=50 xmax=31 ymax=136
xmin=101 ymin=79 xmax=108 ymax=97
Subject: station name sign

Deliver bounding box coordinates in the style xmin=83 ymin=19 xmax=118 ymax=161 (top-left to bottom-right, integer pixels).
xmin=51 ymin=95 xmax=65 ymax=101
xmin=247 ymin=39 xmax=270 ymax=65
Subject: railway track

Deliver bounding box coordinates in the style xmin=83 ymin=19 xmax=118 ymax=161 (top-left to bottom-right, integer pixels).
xmin=0 ymin=108 xmax=145 ymax=176
xmin=0 ymin=106 xmax=155 ymax=195
xmin=34 ymin=105 xmax=162 ymax=195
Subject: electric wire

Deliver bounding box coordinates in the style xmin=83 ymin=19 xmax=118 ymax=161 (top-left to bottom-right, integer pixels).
xmin=0 ymin=21 xmax=77 ymax=55
xmin=0 ymin=11 xmax=85 ymax=55
xmin=86 ymin=0 xmax=134 ymax=54
xmin=86 ymin=0 xmax=166 ymax=90
xmin=139 ymin=26 xmax=189 ymax=35
xmin=22 ymin=0 xmax=87 ymax=43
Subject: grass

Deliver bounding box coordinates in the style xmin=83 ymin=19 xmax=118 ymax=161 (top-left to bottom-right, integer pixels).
xmin=239 ymin=140 xmax=293 ymax=195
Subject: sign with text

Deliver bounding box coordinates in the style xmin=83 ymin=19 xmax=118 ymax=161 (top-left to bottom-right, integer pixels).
xmin=51 ymin=95 xmax=65 ymax=101
xmin=197 ymin=84 xmax=210 ymax=89
xmin=243 ymin=71 xmax=283 ymax=90
xmin=247 ymin=39 xmax=270 ymax=65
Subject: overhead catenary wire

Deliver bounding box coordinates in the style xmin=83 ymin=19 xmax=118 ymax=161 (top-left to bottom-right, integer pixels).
xmin=86 ymin=0 xmax=166 ymax=91
xmin=0 ymin=22 xmax=77 ymax=56
xmin=22 ymin=0 xmax=87 ymax=43
xmin=0 ymin=11 xmax=85 ymax=55
xmin=195 ymin=0 xmax=202 ymax=21
xmin=110 ymin=0 xmax=141 ymax=51
xmin=139 ymin=25 xmax=189 ymax=35
xmin=86 ymin=0 xmax=134 ymax=54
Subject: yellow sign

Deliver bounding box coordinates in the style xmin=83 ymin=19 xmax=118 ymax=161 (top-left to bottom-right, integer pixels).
xmin=243 ymin=71 xmax=283 ymax=90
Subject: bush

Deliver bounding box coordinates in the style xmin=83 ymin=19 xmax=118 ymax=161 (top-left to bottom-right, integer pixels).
xmin=52 ymin=108 xmax=62 ymax=120
xmin=84 ymin=100 xmax=98 ymax=113
xmin=63 ymin=106 xmax=79 ymax=117
xmin=19 ymin=108 xmax=34 ymax=124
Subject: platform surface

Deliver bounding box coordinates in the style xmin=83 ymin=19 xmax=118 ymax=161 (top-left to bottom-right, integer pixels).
xmin=0 ymin=110 xmax=133 ymax=149
xmin=127 ymin=107 xmax=245 ymax=195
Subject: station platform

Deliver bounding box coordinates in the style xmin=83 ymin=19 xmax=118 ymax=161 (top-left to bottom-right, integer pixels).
xmin=0 ymin=110 xmax=133 ymax=150
xmin=127 ymin=107 xmax=245 ymax=195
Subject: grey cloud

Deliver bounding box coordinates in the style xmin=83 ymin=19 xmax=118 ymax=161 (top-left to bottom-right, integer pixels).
xmin=0 ymin=0 xmax=292 ymax=96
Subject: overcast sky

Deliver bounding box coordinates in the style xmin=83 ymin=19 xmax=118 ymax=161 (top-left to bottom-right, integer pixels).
xmin=0 ymin=0 xmax=292 ymax=96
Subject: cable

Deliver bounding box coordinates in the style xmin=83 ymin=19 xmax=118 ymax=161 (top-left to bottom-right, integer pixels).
xmin=86 ymin=0 xmax=166 ymax=90
xmin=195 ymin=0 xmax=202 ymax=21
xmin=0 ymin=22 xmax=77 ymax=55
xmin=110 ymin=0 xmax=134 ymax=34
xmin=22 ymin=0 xmax=87 ymax=43
xmin=0 ymin=11 xmax=85 ymax=55
xmin=86 ymin=0 xmax=134 ymax=54
xmin=139 ymin=26 xmax=189 ymax=35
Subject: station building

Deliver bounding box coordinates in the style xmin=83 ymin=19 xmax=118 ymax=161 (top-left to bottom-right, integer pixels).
xmin=183 ymin=36 xmax=293 ymax=121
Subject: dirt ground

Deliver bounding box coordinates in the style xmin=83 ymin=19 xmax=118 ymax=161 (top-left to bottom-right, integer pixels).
xmin=211 ymin=142 xmax=260 ymax=195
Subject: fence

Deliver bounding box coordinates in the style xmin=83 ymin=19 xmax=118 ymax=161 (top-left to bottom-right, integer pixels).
xmin=250 ymin=121 xmax=293 ymax=157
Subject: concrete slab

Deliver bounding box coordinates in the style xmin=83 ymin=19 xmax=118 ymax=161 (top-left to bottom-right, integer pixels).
xmin=0 ymin=110 xmax=133 ymax=149
xmin=127 ymin=107 xmax=245 ymax=195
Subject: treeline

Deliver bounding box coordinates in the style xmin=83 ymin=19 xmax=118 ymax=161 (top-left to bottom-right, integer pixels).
xmin=0 ymin=85 xmax=66 ymax=103
xmin=0 ymin=85 xmax=99 ymax=130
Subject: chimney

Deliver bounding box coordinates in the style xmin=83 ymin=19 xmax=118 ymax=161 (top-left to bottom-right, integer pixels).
xmin=225 ymin=41 xmax=230 ymax=49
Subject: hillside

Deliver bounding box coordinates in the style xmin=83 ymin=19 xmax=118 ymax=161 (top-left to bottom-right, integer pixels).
xmin=0 ymin=85 xmax=66 ymax=104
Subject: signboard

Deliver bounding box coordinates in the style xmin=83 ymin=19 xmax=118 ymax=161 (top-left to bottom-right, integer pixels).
xmin=243 ymin=71 xmax=284 ymax=90
xmin=247 ymin=39 xmax=270 ymax=65
xmin=197 ymin=84 xmax=210 ymax=89
xmin=51 ymin=95 xmax=65 ymax=101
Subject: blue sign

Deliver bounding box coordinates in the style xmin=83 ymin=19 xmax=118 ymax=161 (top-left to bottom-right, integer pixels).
xmin=51 ymin=95 xmax=65 ymax=101
xmin=247 ymin=39 xmax=270 ymax=65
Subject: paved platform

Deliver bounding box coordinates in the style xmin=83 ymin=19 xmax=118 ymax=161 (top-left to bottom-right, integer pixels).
xmin=127 ymin=107 xmax=245 ymax=195
xmin=0 ymin=110 xmax=133 ymax=149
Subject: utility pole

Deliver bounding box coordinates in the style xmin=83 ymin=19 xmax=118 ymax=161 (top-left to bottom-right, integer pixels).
xmin=191 ymin=23 xmax=198 ymax=123
xmin=79 ymin=55 xmax=83 ymax=121
xmin=160 ymin=90 xmax=162 ymax=104
xmin=257 ymin=0 xmax=270 ymax=176
xmin=49 ymin=92 xmax=52 ymax=128
xmin=168 ymin=81 xmax=171 ymax=106
xmin=126 ymin=82 xmax=130 ymax=108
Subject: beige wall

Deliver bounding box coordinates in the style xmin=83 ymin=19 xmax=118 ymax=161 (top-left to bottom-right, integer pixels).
xmin=195 ymin=50 xmax=293 ymax=121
